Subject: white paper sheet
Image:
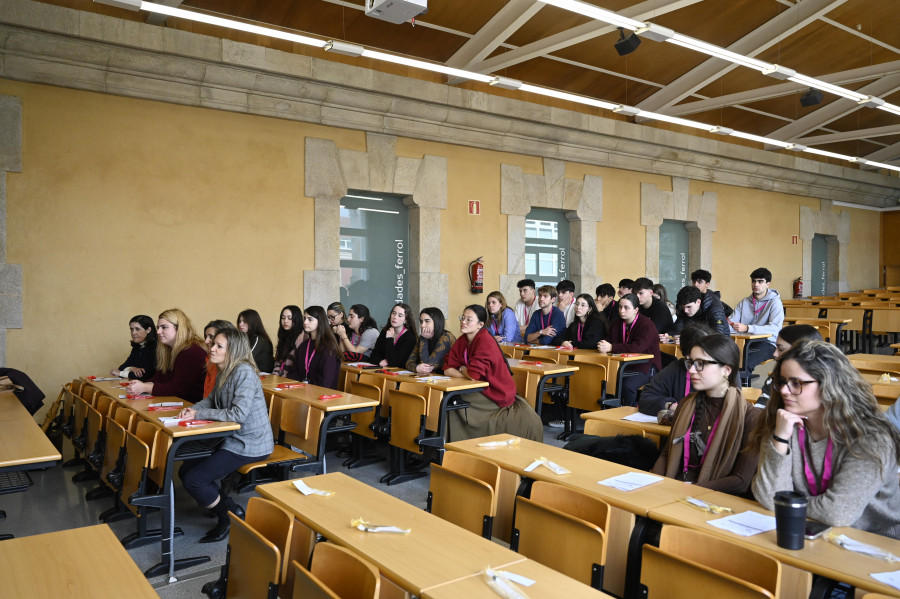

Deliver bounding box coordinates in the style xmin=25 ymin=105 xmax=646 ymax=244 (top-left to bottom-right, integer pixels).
xmin=597 ymin=472 xmax=663 ymax=491
xmin=707 ymin=511 xmax=777 ymax=537
xmin=622 ymin=412 xmax=659 ymax=423
xmin=149 ymin=401 xmax=183 ymax=408
xmin=293 ymin=479 xmax=333 ymax=497
xmin=871 ymin=570 xmax=900 ymax=590
xmin=524 ymin=457 xmax=570 ymax=475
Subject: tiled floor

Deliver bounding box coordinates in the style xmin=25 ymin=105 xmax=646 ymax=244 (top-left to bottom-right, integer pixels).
xmin=1 ymin=427 xmax=568 ymax=598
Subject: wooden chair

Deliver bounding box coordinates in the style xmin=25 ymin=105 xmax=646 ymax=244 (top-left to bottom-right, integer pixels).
xmin=290 ymin=561 xmax=340 ymax=599
xmin=280 ymin=518 xmax=317 ymax=599
xmin=742 ymin=387 xmax=763 ymax=404
xmin=340 ymin=380 xmax=386 ymax=470
xmin=583 ymin=419 xmax=646 ymax=438
xmin=642 ymin=544 xmax=773 ymax=598
xmin=298 ymin=542 xmax=380 ymax=599
xmin=499 ymin=345 xmax=516 ymax=359
xmin=246 ymin=497 xmax=294 ymax=584
xmin=120 ymin=421 xmax=165 ymax=549
xmin=428 ymin=451 xmax=499 ymax=539
xmin=511 ymin=481 xmax=609 ymax=590
xmin=92 ymin=407 xmax=136 ymax=518
xmin=235 ymin=395 xmax=309 ymax=492
xmin=224 ymin=515 xmax=282 ymax=599
xmin=657 ymin=525 xmax=781 ymax=598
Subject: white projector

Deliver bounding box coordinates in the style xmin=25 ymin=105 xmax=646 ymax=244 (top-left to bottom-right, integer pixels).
xmin=365 ymin=0 xmax=427 ymax=25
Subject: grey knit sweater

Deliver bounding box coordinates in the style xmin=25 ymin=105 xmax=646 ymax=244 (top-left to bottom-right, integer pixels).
xmin=753 ymin=435 xmax=900 ymax=539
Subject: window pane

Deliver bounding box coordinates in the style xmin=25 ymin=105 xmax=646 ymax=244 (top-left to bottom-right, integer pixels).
xmin=525 ymin=209 xmax=569 ymax=288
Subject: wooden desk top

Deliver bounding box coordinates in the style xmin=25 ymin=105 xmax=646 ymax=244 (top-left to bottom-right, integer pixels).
xmin=0 ymin=394 xmax=61 ymax=468
xmin=731 ymin=333 xmax=773 ymax=340
xmin=340 ymin=365 xmax=490 ymax=393
xmin=0 ymin=524 xmax=157 ymax=598
xmin=257 ymin=473 xmax=524 ymax=594
xmin=648 ymin=493 xmax=900 ymax=597
xmin=446 ymin=434 xmax=712 ymax=516
xmin=850 ymin=354 xmax=900 ymax=364
xmin=259 ymin=374 xmax=300 ymax=389
xmin=580 ymin=407 xmax=672 ymax=437
xmin=560 ymin=349 xmax=654 ymax=362
xmin=659 ymin=343 xmax=683 ymax=359
xmin=422 ymin=558 xmax=613 ymax=599
xmin=270 ymin=383 xmax=380 ymax=411
xmin=507 ymin=358 xmax=579 ymax=375
xmin=783 ymin=317 xmax=852 ymax=324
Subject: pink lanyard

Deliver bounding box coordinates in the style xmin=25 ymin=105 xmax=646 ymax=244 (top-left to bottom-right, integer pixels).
xmin=393 ymin=327 xmax=405 ymax=345
xmin=622 ymin=315 xmax=638 ymax=343
xmin=489 ymin=317 xmax=499 ymax=336
xmin=751 ymin=297 xmax=769 ymax=317
xmin=350 ymin=331 xmax=360 ymax=346
xmin=797 ymin=428 xmax=834 ymax=496
xmin=683 ymin=408 xmax=722 ymax=474
xmin=463 ymin=347 xmax=469 ymax=366
xmin=683 ymin=375 xmax=691 ymax=398
xmin=303 ymin=342 xmax=316 ymax=380
xmin=577 ymin=322 xmax=584 ymax=342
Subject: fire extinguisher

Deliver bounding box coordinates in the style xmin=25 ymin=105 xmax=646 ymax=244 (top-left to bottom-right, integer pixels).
xmin=793 ymin=277 xmax=803 ymax=298
xmin=469 ymin=257 xmax=484 ymax=293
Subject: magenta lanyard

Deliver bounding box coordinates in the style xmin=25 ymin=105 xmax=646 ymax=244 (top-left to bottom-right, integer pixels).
xmin=350 ymin=331 xmax=360 ymax=346
xmin=489 ymin=317 xmax=498 ymax=336
xmin=751 ymin=297 xmax=769 ymax=317
xmin=577 ymin=322 xmax=584 ymax=342
xmin=683 ymin=375 xmax=691 ymax=398
xmin=622 ymin=315 xmax=638 ymax=343
xmin=393 ymin=327 xmax=405 ymax=345
xmin=303 ymin=342 xmax=316 ymax=379
xmin=797 ymin=428 xmax=834 ymax=496
xmin=682 ymin=409 xmax=722 ymax=474
xmin=463 ymin=347 xmax=469 ymax=366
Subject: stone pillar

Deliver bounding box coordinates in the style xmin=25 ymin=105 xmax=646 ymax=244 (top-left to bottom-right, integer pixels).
xmin=0 ymin=95 xmax=24 ymax=367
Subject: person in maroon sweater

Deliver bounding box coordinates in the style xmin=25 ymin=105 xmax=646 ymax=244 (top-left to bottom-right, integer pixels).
xmin=127 ymin=308 xmax=207 ymax=401
xmin=598 ymin=293 xmax=662 ymax=407
xmin=443 ymin=304 xmax=543 ymax=442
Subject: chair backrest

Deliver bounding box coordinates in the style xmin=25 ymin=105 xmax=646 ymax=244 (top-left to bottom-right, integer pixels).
xmin=246 ymin=497 xmax=294 ymax=584
xmin=641 ymin=544 xmax=773 ymax=598
xmin=79 ymin=385 xmax=98 ymax=402
xmin=570 ymin=357 xmax=613 ymax=401
xmin=525 ymin=349 xmax=559 ymax=364
xmin=310 ymin=542 xmax=380 ymax=599
xmin=227 ymin=515 xmax=281 ymax=599
xmin=429 ymin=453 xmax=499 ymax=538
xmin=386 ymin=388 xmax=427 ymax=454
xmin=282 ymin=518 xmax=318 ymax=599
xmin=499 ymin=345 xmax=515 ymax=359
xmin=348 ymin=381 xmax=381 ymax=440
xmin=101 ymin=418 xmax=128 ymax=483
xmin=290 ymin=560 xmax=341 ymax=599
xmin=85 ymin=405 xmax=104 ymax=454
xmin=513 ymin=481 xmax=609 ymax=589
xmin=114 ymin=407 xmax=136 ymax=431
xmin=266 ymin=391 xmax=280 ymax=438
xmin=281 ymin=398 xmax=323 ymax=456
xmin=658 ymin=526 xmax=781 ymax=598
xmin=122 ymin=430 xmax=152 ymax=516
xmin=741 ymin=387 xmax=763 ymax=404
xmin=583 ymin=419 xmax=646 ymax=438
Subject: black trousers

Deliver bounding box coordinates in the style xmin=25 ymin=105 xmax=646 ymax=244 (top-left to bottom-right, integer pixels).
xmin=178 ymin=449 xmax=267 ymax=507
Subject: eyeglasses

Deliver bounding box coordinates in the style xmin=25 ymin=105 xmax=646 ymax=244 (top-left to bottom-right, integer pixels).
xmin=772 ymin=377 xmax=818 ymax=395
xmin=684 ymin=358 xmax=721 ymax=372
xmin=458 ymin=316 xmax=479 ymax=324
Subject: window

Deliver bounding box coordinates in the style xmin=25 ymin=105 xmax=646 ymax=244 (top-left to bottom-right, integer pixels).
xmin=659 ymin=219 xmax=690 ymax=299
xmin=525 ymin=209 xmax=569 ymax=288
xmin=340 ymin=191 xmax=409 ymax=324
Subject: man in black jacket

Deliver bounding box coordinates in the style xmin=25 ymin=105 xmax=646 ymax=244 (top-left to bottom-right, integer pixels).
xmin=671 ymin=285 xmax=730 ymax=336
xmin=634 ymin=277 xmax=673 ymax=336
xmin=691 ymin=269 xmax=733 ymax=317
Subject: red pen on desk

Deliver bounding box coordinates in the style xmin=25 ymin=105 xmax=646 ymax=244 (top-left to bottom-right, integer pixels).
xmin=276 ymin=383 xmax=306 ymax=389
xmin=126 ymin=394 xmax=152 ymax=400
xmin=86 ymin=376 xmax=97 ymax=380
xmin=119 ymin=382 xmax=131 ymax=387
xmin=519 ymin=361 xmax=543 ymax=366
xmin=319 ymin=394 xmax=341 ymax=401
xmin=179 ymin=419 xmax=215 ymax=427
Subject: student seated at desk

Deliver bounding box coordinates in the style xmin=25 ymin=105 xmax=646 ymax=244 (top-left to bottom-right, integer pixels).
xmin=444 ymin=305 xmax=543 ymax=442
xmin=652 ymin=335 xmax=760 ymax=495
xmin=634 ymin=277 xmax=674 ymax=336
xmin=326 ymin=301 xmax=346 ymax=336
xmin=638 ymin=324 xmax=713 ymax=416
xmin=237 ymin=309 xmax=274 ymax=374
xmin=127 ymin=308 xmax=206 ymax=401
xmin=176 ymin=327 xmax=274 ymax=543
xmin=485 ymin=291 xmax=522 ymax=343
xmin=671 ymin=285 xmax=729 ymax=337
xmin=755 ymin=324 xmax=822 ymax=407
xmin=560 ymin=294 xmax=608 ymax=350
xmin=203 ymin=320 xmax=235 ymax=398
xmin=751 ymin=340 xmax=900 ymax=539
xmin=110 ymin=314 xmax=157 ymax=380
xmin=407 ymin=307 xmax=456 ymax=374
xmin=273 ymin=305 xmax=305 ymax=377
xmin=598 ymin=294 xmax=662 ymax=406
xmin=286 ymin=306 xmax=342 ymax=389
xmin=595 ymin=283 xmax=617 ymax=323
xmin=369 ymin=303 xmax=417 ymax=368
xmin=525 ymin=285 xmax=566 ymax=345
xmin=653 ymin=283 xmax=677 ymax=321
xmin=727 ymin=267 xmax=784 ymax=373
xmin=335 ymin=304 xmax=379 ymax=361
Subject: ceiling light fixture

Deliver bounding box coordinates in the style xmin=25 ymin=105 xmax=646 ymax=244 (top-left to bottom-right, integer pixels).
xmin=490 ymin=76 xmax=524 ymax=90
xmin=536 ymin=0 xmax=643 ymax=31
xmin=614 ymin=27 xmax=641 ymax=56
xmin=324 ymin=40 xmax=365 ymax=57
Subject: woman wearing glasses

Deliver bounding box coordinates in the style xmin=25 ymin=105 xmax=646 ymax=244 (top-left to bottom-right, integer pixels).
xmin=752 ymin=340 xmax=900 ymax=538
xmin=444 ymin=305 xmax=543 ymax=442
xmin=651 ymin=334 xmax=760 ymax=495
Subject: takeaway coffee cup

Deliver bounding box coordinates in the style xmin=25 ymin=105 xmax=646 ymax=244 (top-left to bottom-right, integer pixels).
xmin=773 ymin=491 xmax=808 ymax=550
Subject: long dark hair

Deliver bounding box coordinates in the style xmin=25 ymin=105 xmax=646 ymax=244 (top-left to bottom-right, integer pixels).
xmin=420 ymin=307 xmax=446 ymax=354
xmin=237 ymin=308 xmax=272 ymax=347
xmin=129 ymin=314 xmax=157 ymax=346
xmin=276 ymin=305 xmax=303 ymax=362
xmin=382 ymin=303 xmax=416 ymax=337
xmin=304 ymin=305 xmax=341 ymax=357
xmin=349 ymin=304 xmax=377 ymax=335
xmin=690 ymin=334 xmax=741 ymax=426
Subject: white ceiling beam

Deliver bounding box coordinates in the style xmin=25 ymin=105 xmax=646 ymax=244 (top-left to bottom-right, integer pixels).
xmin=146 ymin=0 xmax=184 ymax=25
xmin=636 ymin=0 xmax=848 ymax=114
xmin=465 ymin=0 xmax=701 ymax=75
xmin=445 ymin=0 xmax=542 ymax=70
xmin=794 ymin=125 xmax=900 ymax=146
xmin=764 ymin=73 xmax=900 ymax=144
xmin=667 ymin=60 xmax=900 ymax=116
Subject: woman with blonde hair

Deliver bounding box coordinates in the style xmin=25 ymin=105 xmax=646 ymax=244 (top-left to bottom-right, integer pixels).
xmin=485 ymin=291 xmax=522 ymax=343
xmin=752 ymin=339 xmax=900 ymax=538
xmin=176 ymin=327 xmax=274 ymax=542
xmin=127 ymin=308 xmax=207 ymax=401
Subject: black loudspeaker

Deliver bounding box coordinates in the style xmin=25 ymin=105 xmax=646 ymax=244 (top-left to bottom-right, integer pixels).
xmin=615 ymin=31 xmax=641 ymax=56
xmin=800 ymin=88 xmax=823 ymax=107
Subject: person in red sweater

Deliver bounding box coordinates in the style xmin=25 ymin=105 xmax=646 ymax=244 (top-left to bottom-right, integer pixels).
xmin=127 ymin=308 xmax=207 ymax=401
xmin=444 ymin=304 xmax=543 ymax=442
xmin=598 ymin=293 xmax=662 ymax=406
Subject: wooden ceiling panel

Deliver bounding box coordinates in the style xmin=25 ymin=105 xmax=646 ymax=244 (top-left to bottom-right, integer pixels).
xmin=648 ymin=0 xmax=782 ymax=47
xmin=826 ymin=0 xmax=900 ymax=50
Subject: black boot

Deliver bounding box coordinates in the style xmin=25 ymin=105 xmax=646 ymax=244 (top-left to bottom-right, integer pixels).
xmin=199 ymin=496 xmax=244 ymax=543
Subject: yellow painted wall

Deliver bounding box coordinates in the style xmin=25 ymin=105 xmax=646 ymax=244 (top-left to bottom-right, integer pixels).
xmin=0 ymin=79 xmax=885 ymax=413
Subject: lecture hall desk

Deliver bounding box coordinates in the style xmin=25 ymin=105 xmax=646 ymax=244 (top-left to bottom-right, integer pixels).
xmin=257 ymin=472 xmax=526 ymax=596
xmin=0 ymin=524 xmax=157 ymax=598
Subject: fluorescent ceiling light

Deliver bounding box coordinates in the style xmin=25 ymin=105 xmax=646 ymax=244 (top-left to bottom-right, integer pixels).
xmin=519 ymin=84 xmax=618 ymax=111
xmin=361 ymin=49 xmax=494 ymax=83
xmin=344 ymin=194 xmax=383 ymax=201
xmin=490 ymin=76 xmax=523 ymax=90
xmin=878 ymin=103 xmax=900 ymax=117
xmin=325 ymin=40 xmax=364 ymax=57
xmin=802 ymin=147 xmax=855 ymax=161
xmin=358 ymin=207 xmax=400 ymax=214
xmin=787 ymin=74 xmax=868 ymax=102
xmin=729 ymin=130 xmax=793 ymax=149
xmin=613 ymin=105 xmax=641 ymax=117
xmin=635 ymin=23 xmax=674 ymax=43
xmin=666 ymin=34 xmax=770 ymax=71
xmin=635 ymin=110 xmax=716 ymax=131
xmin=536 ymin=0 xmax=643 ymax=30
xmin=866 ymin=161 xmax=900 ymax=173
xmin=761 ymin=64 xmax=796 ymax=81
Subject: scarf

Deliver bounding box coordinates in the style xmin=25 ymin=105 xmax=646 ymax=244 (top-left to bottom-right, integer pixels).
xmin=663 ymin=386 xmax=746 ymax=485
